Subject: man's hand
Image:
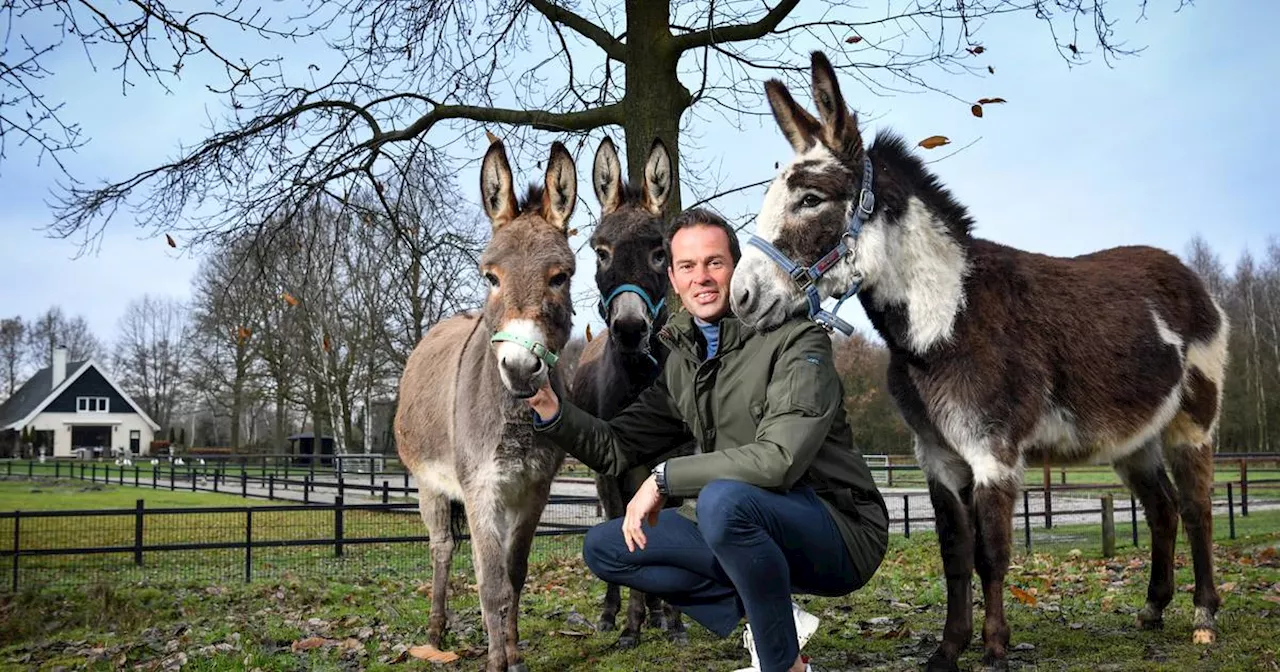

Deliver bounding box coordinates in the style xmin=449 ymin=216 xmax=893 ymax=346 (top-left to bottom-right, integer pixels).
xmin=526 ymin=380 xmax=560 ymax=421
xmin=622 ymin=474 xmax=665 ymax=552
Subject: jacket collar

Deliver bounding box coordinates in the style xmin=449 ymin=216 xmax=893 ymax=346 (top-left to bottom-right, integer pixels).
xmin=659 ymin=309 xmax=753 ymax=361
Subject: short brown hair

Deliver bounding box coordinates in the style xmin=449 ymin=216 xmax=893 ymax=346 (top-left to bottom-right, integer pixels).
xmin=664 ymin=207 xmax=742 ymax=268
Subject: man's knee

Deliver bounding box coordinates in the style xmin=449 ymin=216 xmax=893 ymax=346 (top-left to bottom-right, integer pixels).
xmin=696 ymin=479 xmax=759 ymax=547
xmin=583 ymin=519 xmax=626 ymax=580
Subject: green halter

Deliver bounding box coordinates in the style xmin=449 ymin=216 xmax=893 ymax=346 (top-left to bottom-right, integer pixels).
xmin=490 ymin=331 xmax=560 ymax=368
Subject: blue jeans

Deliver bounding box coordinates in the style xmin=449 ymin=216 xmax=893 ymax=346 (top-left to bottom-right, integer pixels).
xmin=583 ymin=479 xmax=860 ymax=672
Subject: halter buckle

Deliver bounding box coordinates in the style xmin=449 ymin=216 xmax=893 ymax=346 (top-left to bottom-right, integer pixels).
xmin=857 ymin=188 xmax=875 ymax=218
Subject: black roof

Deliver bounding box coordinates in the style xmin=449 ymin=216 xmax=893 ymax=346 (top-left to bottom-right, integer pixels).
xmin=0 ymin=360 xmax=88 ymax=430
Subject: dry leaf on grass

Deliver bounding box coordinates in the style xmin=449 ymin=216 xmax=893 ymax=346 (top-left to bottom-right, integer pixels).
xmin=409 ymin=644 xmax=460 ymax=663
xmin=291 ymin=637 xmax=330 ymax=652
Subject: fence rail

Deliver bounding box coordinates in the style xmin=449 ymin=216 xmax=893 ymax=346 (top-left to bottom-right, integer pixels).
xmin=1 ymin=456 xmax=1277 ymax=593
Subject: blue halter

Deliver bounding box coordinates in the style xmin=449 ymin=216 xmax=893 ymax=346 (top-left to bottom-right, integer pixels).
xmin=745 ymin=156 xmax=875 ymax=336
xmin=598 ymin=283 xmax=666 ymax=321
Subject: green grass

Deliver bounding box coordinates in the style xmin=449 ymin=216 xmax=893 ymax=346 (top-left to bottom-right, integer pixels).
xmin=0 ymin=501 xmax=1276 ymax=670
xmin=0 ymin=479 xmax=287 ymax=511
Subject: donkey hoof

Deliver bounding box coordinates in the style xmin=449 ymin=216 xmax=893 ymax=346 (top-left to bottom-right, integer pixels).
xmin=596 ymin=620 xmax=616 ymax=633
xmin=616 ymin=633 xmax=639 ymax=650
xmin=667 ymin=629 xmax=689 ymax=645
xmin=1135 ymin=605 xmax=1164 ymax=630
xmin=924 ymin=651 xmax=960 ymax=672
xmin=981 ymin=655 xmax=1009 ymax=672
xmin=1193 ymin=628 xmax=1216 ymax=645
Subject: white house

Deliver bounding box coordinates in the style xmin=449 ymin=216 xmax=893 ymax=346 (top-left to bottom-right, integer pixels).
xmin=0 ymin=346 xmax=161 ymax=458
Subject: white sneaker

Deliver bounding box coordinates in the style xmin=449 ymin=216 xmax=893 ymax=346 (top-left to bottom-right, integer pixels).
xmin=733 ymin=602 xmax=821 ymax=671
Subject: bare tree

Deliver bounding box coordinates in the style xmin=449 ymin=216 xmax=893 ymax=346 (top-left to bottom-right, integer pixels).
xmin=26 ymin=0 xmax=1178 ymax=251
xmin=0 ymin=317 xmax=26 ymax=397
xmin=111 ymin=295 xmax=189 ymax=429
xmin=25 ymin=306 xmax=104 ymax=365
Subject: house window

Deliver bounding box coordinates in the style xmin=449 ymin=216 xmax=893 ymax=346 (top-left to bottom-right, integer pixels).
xmin=76 ymin=397 xmax=110 ymax=413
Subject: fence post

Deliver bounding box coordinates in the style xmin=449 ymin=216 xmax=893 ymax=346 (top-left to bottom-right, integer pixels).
xmin=244 ymin=508 xmax=253 ymax=583
xmin=135 ymin=499 xmax=145 ymax=566
xmin=11 ymin=510 xmax=20 ymax=592
xmin=169 ymin=464 xmax=175 ymax=491
xmin=338 ymin=475 xmax=344 ymax=502
xmin=403 ymin=471 xmax=409 ymax=493
xmin=1101 ymin=494 xmax=1116 ymax=558
xmin=902 ymin=494 xmax=910 ymax=538
xmin=190 ymin=466 xmax=196 ymax=492
xmin=382 ymin=481 xmax=389 ymax=504
xmin=1022 ymin=489 xmax=1031 ymax=552
xmin=334 ymin=496 xmax=345 ymax=557
xmin=268 ymin=475 xmax=275 ymax=500
xmin=1240 ymin=464 xmax=1249 ymax=517
xmin=1130 ymin=494 xmax=1139 ymax=547
xmin=304 ymin=476 xmax=311 ymax=505
xmin=283 ymin=463 xmax=289 ymax=489
xmin=886 ymin=457 xmax=894 ymax=487
xmin=241 ymin=473 xmax=247 ymax=498
xmin=134 ymin=466 xmax=140 ymax=488
xmin=1227 ymin=482 xmax=1236 ymax=540
xmin=152 ymin=467 xmax=157 ymax=489
xmin=91 ymin=463 xmax=96 ymax=483
xmin=1043 ymin=456 xmax=1053 ymax=529
xmin=118 ymin=465 xmax=124 ymax=485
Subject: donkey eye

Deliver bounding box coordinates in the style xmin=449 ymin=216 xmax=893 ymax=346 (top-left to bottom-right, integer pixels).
xmin=800 ymin=194 xmax=824 ymax=209
xmin=549 ymin=272 xmax=569 ymax=289
xmin=650 ymin=249 xmax=666 ymax=268
xmin=595 ymin=248 xmax=611 ymax=265
xmin=484 ymin=272 xmax=500 ymax=288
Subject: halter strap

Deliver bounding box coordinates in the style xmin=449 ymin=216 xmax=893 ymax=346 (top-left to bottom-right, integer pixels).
xmin=745 ymin=155 xmax=875 ymax=336
xmin=490 ymin=331 xmax=560 ymax=368
xmin=600 ymin=283 xmax=666 ymax=319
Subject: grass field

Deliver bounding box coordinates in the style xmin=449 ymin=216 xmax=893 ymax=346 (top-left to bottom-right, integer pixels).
xmin=0 ymin=478 xmax=1277 ymax=670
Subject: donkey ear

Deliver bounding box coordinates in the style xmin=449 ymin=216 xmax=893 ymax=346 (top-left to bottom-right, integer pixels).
xmin=480 ymin=140 xmax=518 ymax=230
xmin=542 ymin=141 xmax=577 ymax=232
xmin=641 ymin=138 xmax=673 ymax=216
xmin=592 ymin=137 xmax=624 ymax=215
xmin=809 ymin=51 xmax=864 ymax=159
xmin=765 ymin=79 xmax=822 ymax=153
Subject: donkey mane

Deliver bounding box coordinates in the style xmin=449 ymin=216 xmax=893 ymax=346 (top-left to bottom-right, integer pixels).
xmin=518 ymin=183 xmax=547 ymax=215
xmin=867 ymin=130 xmax=975 ymax=242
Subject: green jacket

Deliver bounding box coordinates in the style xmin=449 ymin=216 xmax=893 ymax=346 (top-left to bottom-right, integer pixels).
xmin=536 ymin=311 xmax=888 ymax=584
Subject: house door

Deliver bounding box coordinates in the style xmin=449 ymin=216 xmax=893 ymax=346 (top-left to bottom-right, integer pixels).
xmin=129 ymin=430 xmax=141 ymax=454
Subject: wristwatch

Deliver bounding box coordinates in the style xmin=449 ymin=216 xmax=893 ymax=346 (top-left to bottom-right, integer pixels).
xmin=651 ymin=461 xmax=668 ymax=496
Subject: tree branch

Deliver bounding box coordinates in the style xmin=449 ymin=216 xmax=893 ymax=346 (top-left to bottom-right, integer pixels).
xmin=380 ymin=101 xmax=624 ymax=146
xmin=672 ymin=0 xmax=801 ymax=52
xmin=525 ymin=0 xmax=627 ymax=62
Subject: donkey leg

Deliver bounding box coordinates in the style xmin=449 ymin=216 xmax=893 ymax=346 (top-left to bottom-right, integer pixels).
xmin=502 ymin=489 xmax=548 ymax=672
xmin=1165 ymin=440 xmax=1221 ymax=644
xmin=417 ymin=489 xmax=456 ymax=649
xmin=465 ymin=494 xmax=513 ymax=672
xmin=661 ymin=600 xmax=688 ymax=644
xmin=593 ymin=472 xmax=626 ymax=633
xmin=617 ymin=465 xmax=652 ymax=648
xmin=1114 ymin=440 xmax=1179 ymax=631
xmin=971 ymin=481 xmax=1017 ymax=670
xmin=922 ymin=468 xmax=976 ymax=672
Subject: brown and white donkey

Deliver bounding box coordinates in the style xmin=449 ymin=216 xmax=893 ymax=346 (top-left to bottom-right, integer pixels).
xmin=731 ymin=50 xmax=1228 ymax=671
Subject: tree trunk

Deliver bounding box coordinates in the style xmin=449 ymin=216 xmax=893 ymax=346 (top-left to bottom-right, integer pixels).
xmin=623 ymin=0 xmax=689 ymax=218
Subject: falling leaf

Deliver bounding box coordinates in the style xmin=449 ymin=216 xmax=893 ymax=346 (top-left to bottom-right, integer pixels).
xmin=282 ymin=292 xmax=300 ymax=307
xmin=978 ymin=97 xmax=1008 ymax=105
xmin=1010 ymin=585 xmax=1037 ymax=606
xmin=323 ymin=335 xmax=333 ymax=352
xmin=845 ymin=35 xmax=863 ymax=44
xmin=988 ymin=65 xmax=995 ymax=74
xmin=966 ymin=45 xmax=986 ymax=55
xmin=971 ymin=104 xmax=984 ymax=118
xmin=165 ymin=234 xmax=177 ymax=248
xmin=486 ymin=130 xmax=501 ymax=145
xmin=585 ymin=325 xmax=593 ymax=342
xmin=408 ymin=645 xmax=459 ymax=663
xmin=917 ymin=135 xmax=951 ymax=149
xmin=291 ymin=637 xmax=329 ymax=652
xmin=567 ymin=228 xmax=578 ymax=237
xmin=236 ymin=326 xmax=252 ymax=343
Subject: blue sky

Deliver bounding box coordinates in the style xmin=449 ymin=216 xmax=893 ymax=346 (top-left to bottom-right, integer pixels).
xmin=1 ymin=0 xmax=1276 ymax=347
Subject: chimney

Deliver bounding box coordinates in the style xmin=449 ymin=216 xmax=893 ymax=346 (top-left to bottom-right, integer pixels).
xmin=51 ymin=346 xmax=67 ymax=390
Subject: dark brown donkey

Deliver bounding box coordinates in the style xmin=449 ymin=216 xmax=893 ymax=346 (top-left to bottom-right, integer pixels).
xmin=394 ymin=138 xmax=577 ymax=672
xmin=568 ymin=136 xmax=689 ymax=647
xmin=730 ymin=50 xmax=1228 ymax=672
